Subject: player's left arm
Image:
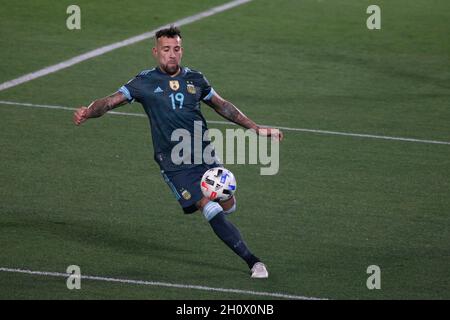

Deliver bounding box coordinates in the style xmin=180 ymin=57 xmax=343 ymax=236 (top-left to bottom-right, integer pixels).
xmin=205 ymin=92 xmax=284 ymax=141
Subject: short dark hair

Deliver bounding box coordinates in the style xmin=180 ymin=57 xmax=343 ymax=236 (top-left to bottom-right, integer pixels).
xmin=155 ymin=25 xmax=182 ymax=39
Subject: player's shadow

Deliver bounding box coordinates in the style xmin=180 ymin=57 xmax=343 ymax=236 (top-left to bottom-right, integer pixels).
xmin=4 ymin=213 xmax=243 ymax=274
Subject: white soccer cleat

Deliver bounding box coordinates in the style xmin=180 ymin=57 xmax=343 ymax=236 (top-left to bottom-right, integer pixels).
xmin=251 ymin=262 xmax=269 ymax=279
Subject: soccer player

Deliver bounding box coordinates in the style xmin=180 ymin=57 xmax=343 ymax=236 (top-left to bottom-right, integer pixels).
xmin=73 ymin=26 xmax=283 ymax=278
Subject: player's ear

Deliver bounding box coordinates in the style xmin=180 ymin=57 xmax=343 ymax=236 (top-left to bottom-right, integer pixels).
xmin=152 ymin=46 xmax=158 ymax=58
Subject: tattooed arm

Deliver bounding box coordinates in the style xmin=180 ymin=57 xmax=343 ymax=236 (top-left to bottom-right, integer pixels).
xmin=205 ymin=92 xmax=284 ymax=141
xmin=73 ymin=91 xmax=128 ymax=125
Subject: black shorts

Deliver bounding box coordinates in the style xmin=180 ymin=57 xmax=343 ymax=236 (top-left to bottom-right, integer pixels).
xmin=161 ymin=164 xmax=222 ymax=214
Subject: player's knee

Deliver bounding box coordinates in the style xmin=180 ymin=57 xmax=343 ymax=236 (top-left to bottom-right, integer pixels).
xmin=196 ymin=197 xmax=210 ymax=211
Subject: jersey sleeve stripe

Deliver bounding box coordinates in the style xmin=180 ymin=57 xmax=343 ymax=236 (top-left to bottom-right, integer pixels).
xmin=203 ymin=88 xmax=216 ymax=101
xmin=119 ymin=85 xmax=133 ymax=102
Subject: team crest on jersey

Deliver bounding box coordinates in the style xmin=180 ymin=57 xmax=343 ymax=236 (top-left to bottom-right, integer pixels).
xmin=169 ymin=80 xmax=180 ymax=91
xmin=187 ymin=83 xmax=196 ymax=95
xmin=181 ymin=189 xmax=191 ymax=200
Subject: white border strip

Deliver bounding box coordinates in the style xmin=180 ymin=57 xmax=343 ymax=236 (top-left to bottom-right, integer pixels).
xmin=0 ymin=0 xmax=253 ymax=92
xmin=1 ymin=99 xmax=449 ymax=146
xmin=0 ymin=267 xmax=324 ymax=300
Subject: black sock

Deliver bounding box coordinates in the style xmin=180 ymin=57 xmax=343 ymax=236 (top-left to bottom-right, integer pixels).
xmin=209 ymin=212 xmax=260 ymax=269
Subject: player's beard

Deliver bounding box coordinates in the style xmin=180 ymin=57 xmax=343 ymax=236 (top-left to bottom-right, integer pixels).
xmin=162 ymin=63 xmax=180 ymax=75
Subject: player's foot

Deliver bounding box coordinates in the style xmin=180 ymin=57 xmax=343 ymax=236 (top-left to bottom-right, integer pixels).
xmin=251 ymin=262 xmax=269 ymax=279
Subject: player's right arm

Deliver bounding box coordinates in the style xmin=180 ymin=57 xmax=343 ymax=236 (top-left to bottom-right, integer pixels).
xmin=73 ymin=91 xmax=127 ymax=126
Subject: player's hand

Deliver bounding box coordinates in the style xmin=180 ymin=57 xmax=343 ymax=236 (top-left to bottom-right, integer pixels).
xmin=73 ymin=106 xmax=89 ymax=126
xmin=257 ymin=127 xmax=284 ymax=142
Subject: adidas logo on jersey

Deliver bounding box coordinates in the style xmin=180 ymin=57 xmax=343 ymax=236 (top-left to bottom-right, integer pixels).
xmin=154 ymin=86 xmax=163 ymax=93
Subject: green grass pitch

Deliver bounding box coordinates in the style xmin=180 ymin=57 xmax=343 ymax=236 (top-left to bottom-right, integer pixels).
xmin=0 ymin=0 xmax=449 ymax=299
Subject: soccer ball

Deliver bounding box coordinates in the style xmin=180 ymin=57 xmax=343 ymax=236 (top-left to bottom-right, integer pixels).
xmin=201 ymin=167 xmax=237 ymax=201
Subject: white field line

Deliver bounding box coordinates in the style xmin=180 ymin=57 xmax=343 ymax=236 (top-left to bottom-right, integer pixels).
xmin=0 ymin=0 xmax=253 ymax=92
xmin=0 ymin=267 xmax=325 ymax=300
xmin=1 ymin=99 xmax=449 ymax=146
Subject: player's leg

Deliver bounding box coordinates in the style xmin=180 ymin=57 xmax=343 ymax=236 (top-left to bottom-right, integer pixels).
xmin=218 ymin=196 xmax=236 ymax=215
xmin=196 ymin=196 xmax=268 ymax=278
xmin=161 ymin=167 xmax=268 ymax=277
